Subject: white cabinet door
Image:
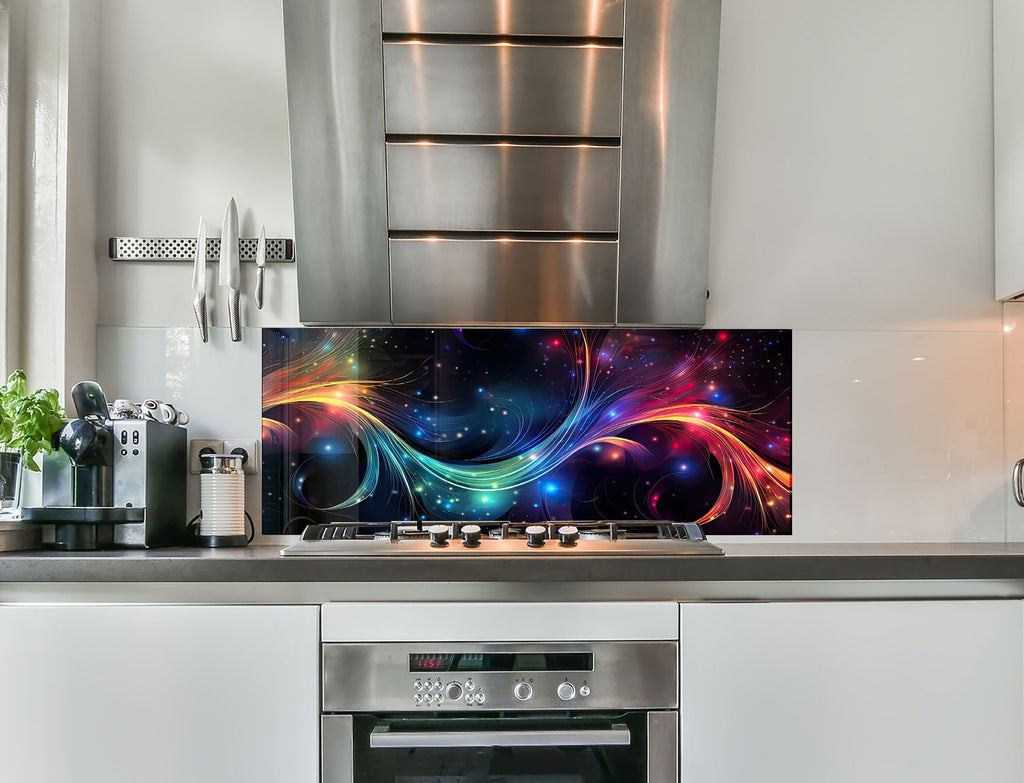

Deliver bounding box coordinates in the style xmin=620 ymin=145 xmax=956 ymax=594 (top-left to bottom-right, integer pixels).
xmin=0 ymin=604 xmax=319 ymax=783
xmin=680 ymin=600 xmax=1023 ymax=783
xmin=996 ymin=0 xmax=1024 ymax=299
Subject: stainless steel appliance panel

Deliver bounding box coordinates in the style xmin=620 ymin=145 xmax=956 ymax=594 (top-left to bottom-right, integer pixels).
xmin=382 ymin=0 xmax=625 ymax=37
xmin=322 ymin=715 xmax=354 ymax=783
xmin=390 ymin=238 xmax=617 ymax=323
xmin=386 ymin=143 xmax=621 ymax=231
xmin=111 ymin=420 xmax=187 ymax=548
xmin=647 ymin=712 xmax=679 ymax=783
xmin=322 ymin=642 xmax=678 ymax=712
xmin=383 ymin=42 xmax=623 ymax=137
xmin=283 ymin=0 xmax=392 ymax=325
xmin=617 ymin=0 xmax=721 ymax=325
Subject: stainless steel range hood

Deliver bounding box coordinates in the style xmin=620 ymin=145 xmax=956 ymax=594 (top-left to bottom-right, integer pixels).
xmin=283 ymin=0 xmax=721 ymax=326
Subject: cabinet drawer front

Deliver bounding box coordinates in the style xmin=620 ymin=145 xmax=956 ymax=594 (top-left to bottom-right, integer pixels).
xmin=390 ymin=238 xmax=617 ymax=323
xmin=386 ymin=143 xmax=621 ymax=232
xmin=384 ymin=42 xmax=623 ymax=137
xmin=382 ymin=0 xmax=625 ymax=37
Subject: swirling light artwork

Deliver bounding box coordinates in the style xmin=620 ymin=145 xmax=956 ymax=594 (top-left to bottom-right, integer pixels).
xmin=261 ymin=328 xmax=792 ymax=535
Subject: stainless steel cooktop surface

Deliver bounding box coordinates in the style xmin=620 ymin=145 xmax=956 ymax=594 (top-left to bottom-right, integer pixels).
xmin=280 ymin=520 xmax=723 ymax=557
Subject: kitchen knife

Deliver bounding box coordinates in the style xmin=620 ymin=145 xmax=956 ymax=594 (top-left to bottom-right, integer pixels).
xmin=219 ymin=197 xmax=241 ymax=341
xmin=192 ymin=217 xmax=209 ymax=342
xmin=254 ymin=224 xmax=266 ymax=310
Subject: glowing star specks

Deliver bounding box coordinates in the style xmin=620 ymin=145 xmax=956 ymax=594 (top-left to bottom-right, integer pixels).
xmin=261 ymin=328 xmax=792 ymax=535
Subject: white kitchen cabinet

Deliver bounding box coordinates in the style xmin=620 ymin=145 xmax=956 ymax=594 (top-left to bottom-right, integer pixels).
xmin=0 ymin=604 xmax=319 ymax=783
xmin=996 ymin=0 xmax=1024 ymax=300
xmin=679 ymin=600 xmax=1023 ymax=783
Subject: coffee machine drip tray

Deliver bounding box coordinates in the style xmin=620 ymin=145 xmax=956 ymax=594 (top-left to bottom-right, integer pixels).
xmin=21 ymin=507 xmax=145 ymax=523
xmin=20 ymin=506 xmax=146 ymax=551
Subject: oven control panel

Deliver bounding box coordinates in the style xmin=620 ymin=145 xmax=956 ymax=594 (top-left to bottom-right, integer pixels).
xmin=322 ymin=641 xmax=677 ymax=712
xmin=409 ymin=675 xmax=593 ymax=708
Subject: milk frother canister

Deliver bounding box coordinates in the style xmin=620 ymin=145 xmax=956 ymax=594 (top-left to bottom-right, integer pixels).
xmin=198 ymin=453 xmax=248 ymax=547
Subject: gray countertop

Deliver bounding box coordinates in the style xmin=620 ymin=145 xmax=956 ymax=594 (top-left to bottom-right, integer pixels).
xmin=2 ymin=542 xmax=1023 ymax=591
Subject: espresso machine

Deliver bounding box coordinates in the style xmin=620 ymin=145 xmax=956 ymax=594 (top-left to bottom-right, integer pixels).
xmin=22 ymin=381 xmax=187 ymax=550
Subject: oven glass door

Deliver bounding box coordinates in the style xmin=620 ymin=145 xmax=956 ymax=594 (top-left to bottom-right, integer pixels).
xmin=324 ymin=712 xmax=671 ymax=783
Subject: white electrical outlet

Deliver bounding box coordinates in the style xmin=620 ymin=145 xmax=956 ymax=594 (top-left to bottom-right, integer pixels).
xmin=188 ymin=439 xmax=224 ymax=474
xmin=223 ymin=438 xmax=260 ymax=475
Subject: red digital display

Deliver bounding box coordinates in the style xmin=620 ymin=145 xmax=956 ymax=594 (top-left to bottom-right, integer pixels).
xmin=410 ymin=654 xmax=454 ymax=672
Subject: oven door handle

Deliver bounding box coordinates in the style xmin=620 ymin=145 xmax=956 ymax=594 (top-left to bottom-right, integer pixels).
xmin=368 ymin=723 xmax=632 ymax=749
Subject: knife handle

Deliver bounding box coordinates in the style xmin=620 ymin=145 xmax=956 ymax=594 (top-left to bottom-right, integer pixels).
xmin=255 ymin=267 xmax=265 ymax=310
xmin=229 ymin=289 xmax=241 ymax=342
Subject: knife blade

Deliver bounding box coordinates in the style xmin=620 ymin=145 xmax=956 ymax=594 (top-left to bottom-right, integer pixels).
xmin=219 ymin=197 xmax=241 ymax=341
xmin=254 ymin=224 xmax=266 ymax=310
xmin=192 ymin=216 xmax=209 ymax=342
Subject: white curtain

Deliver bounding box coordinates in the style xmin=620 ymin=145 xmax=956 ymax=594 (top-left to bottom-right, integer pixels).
xmin=0 ymin=0 xmax=99 ymax=399
xmin=0 ymin=0 xmax=13 ymax=380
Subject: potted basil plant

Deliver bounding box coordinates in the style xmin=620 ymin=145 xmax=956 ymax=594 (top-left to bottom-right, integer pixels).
xmin=0 ymin=370 xmax=65 ymax=512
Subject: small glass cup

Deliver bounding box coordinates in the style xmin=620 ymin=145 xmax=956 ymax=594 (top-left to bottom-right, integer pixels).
xmin=0 ymin=451 xmax=23 ymax=518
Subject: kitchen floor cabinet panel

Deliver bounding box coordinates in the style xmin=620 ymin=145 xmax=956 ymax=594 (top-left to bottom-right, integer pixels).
xmin=679 ymin=600 xmax=1023 ymax=783
xmin=0 ymin=604 xmax=319 ymax=783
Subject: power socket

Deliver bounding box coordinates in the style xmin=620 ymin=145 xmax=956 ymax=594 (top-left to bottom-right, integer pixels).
xmin=189 ymin=439 xmax=224 ymax=474
xmin=223 ymin=438 xmax=260 ymax=475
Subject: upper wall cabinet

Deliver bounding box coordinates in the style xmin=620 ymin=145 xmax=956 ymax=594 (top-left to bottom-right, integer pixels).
xmin=283 ymin=0 xmax=721 ymax=326
xmin=995 ymin=0 xmax=1024 ymax=300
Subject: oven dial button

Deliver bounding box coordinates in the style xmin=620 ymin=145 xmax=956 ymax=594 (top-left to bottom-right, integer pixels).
xmin=525 ymin=525 xmax=547 ymax=547
xmin=474 ymin=692 xmax=485 ymax=705
xmin=445 ymin=682 xmax=463 ymax=701
xmin=513 ymin=682 xmax=533 ymax=701
xmin=428 ymin=524 xmax=450 ymax=547
xmin=465 ymin=680 xmax=476 ymax=691
xmin=557 ymin=682 xmax=576 ymax=701
xmin=461 ymin=524 xmax=482 ymax=548
xmin=579 ymin=685 xmax=591 ymax=697
xmin=413 ymin=680 xmax=423 ymax=691
xmin=557 ymin=525 xmax=579 ymax=547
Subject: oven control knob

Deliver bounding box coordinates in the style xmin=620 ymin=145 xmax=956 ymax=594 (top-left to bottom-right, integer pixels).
xmin=513 ymin=682 xmax=533 ymax=701
xmin=579 ymin=685 xmax=591 ymax=697
xmin=525 ymin=525 xmax=547 ymax=548
xmin=461 ymin=524 xmax=482 ymax=548
xmin=445 ymin=682 xmax=464 ymax=701
xmin=556 ymin=682 xmax=576 ymax=701
xmin=557 ymin=525 xmax=579 ymax=547
xmin=428 ymin=524 xmax=450 ymax=547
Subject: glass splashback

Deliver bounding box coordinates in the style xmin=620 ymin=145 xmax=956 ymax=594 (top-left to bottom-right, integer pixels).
xmin=261 ymin=328 xmax=791 ymax=535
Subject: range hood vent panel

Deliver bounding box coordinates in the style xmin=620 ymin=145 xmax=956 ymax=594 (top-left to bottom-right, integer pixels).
xmin=284 ymin=0 xmax=720 ymax=326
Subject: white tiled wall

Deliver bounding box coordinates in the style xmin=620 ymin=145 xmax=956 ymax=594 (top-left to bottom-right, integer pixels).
xmin=92 ymin=0 xmax=1007 ymax=543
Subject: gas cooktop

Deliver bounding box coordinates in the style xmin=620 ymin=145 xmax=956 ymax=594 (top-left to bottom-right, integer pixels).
xmin=280 ymin=520 xmax=723 ymax=557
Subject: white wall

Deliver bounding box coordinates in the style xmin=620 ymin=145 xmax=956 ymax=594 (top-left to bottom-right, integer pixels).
xmin=92 ymin=0 xmax=1005 ymax=543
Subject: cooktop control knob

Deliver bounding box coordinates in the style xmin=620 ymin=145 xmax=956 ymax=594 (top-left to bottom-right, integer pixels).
xmin=428 ymin=524 xmax=450 ymax=548
xmin=445 ymin=682 xmax=463 ymax=701
xmin=461 ymin=524 xmax=482 ymax=548
xmin=513 ymin=682 xmax=533 ymax=701
xmin=557 ymin=525 xmax=579 ymax=547
xmin=525 ymin=525 xmax=547 ymax=548
xmin=557 ymin=682 xmax=576 ymax=701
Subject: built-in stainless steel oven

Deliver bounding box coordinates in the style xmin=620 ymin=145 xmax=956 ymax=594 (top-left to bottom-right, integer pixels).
xmin=321 ymin=640 xmax=678 ymax=782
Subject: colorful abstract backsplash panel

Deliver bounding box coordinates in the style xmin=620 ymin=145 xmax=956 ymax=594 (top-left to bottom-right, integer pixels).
xmin=262 ymin=328 xmax=792 ymax=535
